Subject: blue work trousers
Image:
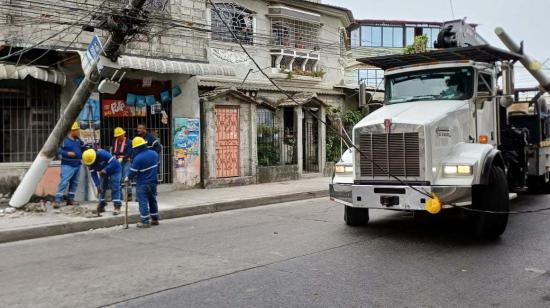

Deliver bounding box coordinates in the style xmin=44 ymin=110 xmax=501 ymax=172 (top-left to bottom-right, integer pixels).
xmin=99 ymin=171 xmax=122 ymax=209
xmin=136 ymin=184 xmax=159 ymax=224
xmin=55 ymin=164 xmax=81 ymax=202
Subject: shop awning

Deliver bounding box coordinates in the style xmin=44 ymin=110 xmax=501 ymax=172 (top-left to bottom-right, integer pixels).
xmin=79 ymin=52 xmax=235 ymax=77
xmin=118 ymin=55 xmax=235 ymax=76
xmin=0 ymin=63 xmax=66 ymax=86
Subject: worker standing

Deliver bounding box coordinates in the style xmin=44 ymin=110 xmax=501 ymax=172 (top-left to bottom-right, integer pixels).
xmin=82 ymin=149 xmax=123 ymax=215
xmin=136 ymin=124 xmax=161 ymax=154
xmin=54 ymin=122 xmax=86 ymax=209
xmin=112 ymin=127 xmax=133 ymax=201
xmin=125 ymin=137 xmax=159 ymax=228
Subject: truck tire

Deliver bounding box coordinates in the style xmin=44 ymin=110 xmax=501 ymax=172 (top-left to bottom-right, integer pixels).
xmin=344 ymin=206 xmax=369 ymax=226
xmin=468 ymin=166 xmax=509 ymax=239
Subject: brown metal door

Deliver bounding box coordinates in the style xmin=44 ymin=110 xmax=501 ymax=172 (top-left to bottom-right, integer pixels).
xmin=215 ymin=106 xmax=240 ymax=178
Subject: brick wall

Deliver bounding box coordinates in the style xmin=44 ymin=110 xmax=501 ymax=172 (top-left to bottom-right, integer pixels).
xmin=0 ymin=0 xmax=208 ymax=62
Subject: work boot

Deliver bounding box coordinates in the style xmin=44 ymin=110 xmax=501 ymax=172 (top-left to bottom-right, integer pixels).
xmin=113 ymin=208 xmax=121 ymax=216
xmin=150 ymin=219 xmax=159 ymax=226
xmin=136 ymin=222 xmax=151 ymax=228
xmin=96 ymin=204 xmax=106 ymax=214
xmin=66 ymin=200 xmax=79 ymax=206
xmin=53 ymin=202 xmax=61 ymax=209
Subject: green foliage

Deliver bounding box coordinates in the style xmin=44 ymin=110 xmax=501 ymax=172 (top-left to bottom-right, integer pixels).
xmin=326 ymin=108 xmax=364 ymax=162
xmin=404 ymin=34 xmax=428 ymax=55
xmin=289 ymin=69 xmax=326 ymax=78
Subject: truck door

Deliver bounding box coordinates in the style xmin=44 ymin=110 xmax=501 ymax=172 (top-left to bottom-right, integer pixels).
xmin=475 ymin=73 xmax=497 ymax=145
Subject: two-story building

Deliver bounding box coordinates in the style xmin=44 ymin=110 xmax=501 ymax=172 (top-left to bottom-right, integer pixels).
xmin=198 ymin=0 xmax=353 ymax=186
xmin=0 ymin=0 xmax=235 ymax=198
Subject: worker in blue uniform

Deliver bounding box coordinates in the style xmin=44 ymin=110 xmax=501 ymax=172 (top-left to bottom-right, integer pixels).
xmin=125 ymin=137 xmax=159 ymax=228
xmin=54 ymin=122 xmax=86 ymax=209
xmin=136 ymin=124 xmax=161 ymax=154
xmin=112 ymin=127 xmax=133 ymax=201
xmin=83 ymin=149 xmax=123 ymax=215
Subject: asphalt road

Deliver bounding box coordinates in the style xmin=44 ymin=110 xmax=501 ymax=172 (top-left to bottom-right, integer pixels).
xmin=1 ymin=195 xmax=550 ymax=308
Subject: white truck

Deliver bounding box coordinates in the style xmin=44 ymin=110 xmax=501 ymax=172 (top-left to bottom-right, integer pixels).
xmin=330 ymin=22 xmax=550 ymax=238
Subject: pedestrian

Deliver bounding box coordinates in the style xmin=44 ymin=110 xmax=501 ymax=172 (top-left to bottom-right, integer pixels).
xmin=82 ymin=148 xmax=123 ymax=215
xmin=112 ymin=127 xmax=133 ymax=201
xmin=136 ymin=123 xmax=161 ymax=154
xmin=125 ymin=136 xmax=159 ymax=228
xmin=54 ymin=122 xmax=86 ymax=209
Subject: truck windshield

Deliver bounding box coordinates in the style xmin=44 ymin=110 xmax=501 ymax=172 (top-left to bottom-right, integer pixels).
xmin=385 ymin=67 xmax=474 ymax=104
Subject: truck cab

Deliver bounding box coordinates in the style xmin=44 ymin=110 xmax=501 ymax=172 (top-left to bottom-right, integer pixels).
xmin=330 ymin=45 xmax=550 ymax=238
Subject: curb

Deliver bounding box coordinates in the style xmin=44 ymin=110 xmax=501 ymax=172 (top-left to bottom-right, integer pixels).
xmin=0 ymin=189 xmax=328 ymax=244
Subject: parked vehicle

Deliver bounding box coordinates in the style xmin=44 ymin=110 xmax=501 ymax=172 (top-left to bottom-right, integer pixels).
xmin=330 ymin=20 xmax=550 ymax=238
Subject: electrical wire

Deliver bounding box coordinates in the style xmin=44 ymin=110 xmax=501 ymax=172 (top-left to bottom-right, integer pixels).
xmin=208 ymin=0 xmax=550 ymax=216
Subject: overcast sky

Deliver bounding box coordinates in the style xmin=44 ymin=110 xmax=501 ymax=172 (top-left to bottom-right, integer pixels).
xmin=325 ymin=0 xmax=550 ymax=87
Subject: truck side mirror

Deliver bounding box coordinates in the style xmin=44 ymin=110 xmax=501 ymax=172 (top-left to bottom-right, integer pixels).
xmin=498 ymin=95 xmax=514 ymax=108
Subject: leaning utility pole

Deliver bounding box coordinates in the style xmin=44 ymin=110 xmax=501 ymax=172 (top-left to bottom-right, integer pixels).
xmin=495 ymin=27 xmax=550 ymax=94
xmin=9 ymin=0 xmax=148 ymax=208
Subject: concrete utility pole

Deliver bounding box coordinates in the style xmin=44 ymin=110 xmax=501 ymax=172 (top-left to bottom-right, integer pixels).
xmin=9 ymin=0 xmax=148 ymax=208
xmin=495 ymin=27 xmax=550 ymax=94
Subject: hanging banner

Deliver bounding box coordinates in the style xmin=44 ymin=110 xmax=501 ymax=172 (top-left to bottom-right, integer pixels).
xmin=102 ymin=99 xmax=145 ymax=117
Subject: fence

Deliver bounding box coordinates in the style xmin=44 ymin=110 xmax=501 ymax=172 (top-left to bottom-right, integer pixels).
xmin=0 ymin=79 xmax=60 ymax=163
xmin=257 ymin=108 xmax=297 ymax=167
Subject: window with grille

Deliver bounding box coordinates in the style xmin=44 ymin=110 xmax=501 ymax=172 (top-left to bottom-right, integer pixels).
xmin=358 ymin=69 xmax=384 ymax=89
xmin=0 ymin=80 xmax=60 ymax=163
xmin=271 ymin=17 xmax=320 ymax=50
xmin=211 ymin=3 xmax=254 ymax=45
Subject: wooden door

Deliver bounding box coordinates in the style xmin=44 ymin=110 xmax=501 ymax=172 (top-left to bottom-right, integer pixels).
xmin=215 ymin=106 xmax=240 ymax=178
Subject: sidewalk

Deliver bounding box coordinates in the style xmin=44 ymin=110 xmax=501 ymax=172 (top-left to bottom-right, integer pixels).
xmin=0 ymin=177 xmax=330 ymax=243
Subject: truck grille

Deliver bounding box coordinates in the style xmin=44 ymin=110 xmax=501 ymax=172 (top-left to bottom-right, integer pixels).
xmin=359 ymin=132 xmax=421 ymax=177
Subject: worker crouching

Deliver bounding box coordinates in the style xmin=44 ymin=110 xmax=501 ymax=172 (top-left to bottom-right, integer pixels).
xmin=83 ymin=149 xmax=123 ymax=215
xmin=125 ymin=137 xmax=160 ymax=228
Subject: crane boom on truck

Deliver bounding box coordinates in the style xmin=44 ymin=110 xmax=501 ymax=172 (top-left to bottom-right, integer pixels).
xmin=330 ymin=20 xmax=550 ymax=239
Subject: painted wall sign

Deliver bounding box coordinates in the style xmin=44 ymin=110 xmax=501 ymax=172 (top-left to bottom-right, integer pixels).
xmin=102 ymin=99 xmax=145 ymax=117
xmin=173 ymin=118 xmax=201 ymax=186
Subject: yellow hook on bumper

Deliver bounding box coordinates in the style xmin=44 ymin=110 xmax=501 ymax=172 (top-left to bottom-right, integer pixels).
xmin=425 ymin=193 xmax=442 ymax=215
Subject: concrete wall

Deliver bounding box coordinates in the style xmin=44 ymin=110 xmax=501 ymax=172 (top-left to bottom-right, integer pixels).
xmin=257 ymin=165 xmax=299 ymax=183
xmin=0 ymin=0 xmax=208 ymax=62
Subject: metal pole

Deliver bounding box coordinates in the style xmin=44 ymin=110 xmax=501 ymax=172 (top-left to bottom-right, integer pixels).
xmin=495 ymin=27 xmax=550 ymax=93
xmin=9 ymin=0 xmax=148 ymax=208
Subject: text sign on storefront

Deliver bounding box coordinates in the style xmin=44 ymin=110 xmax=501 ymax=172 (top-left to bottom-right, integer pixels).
xmin=102 ymin=99 xmax=147 ymax=117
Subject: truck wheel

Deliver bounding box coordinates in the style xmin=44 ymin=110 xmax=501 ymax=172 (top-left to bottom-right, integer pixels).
xmin=344 ymin=206 xmax=369 ymax=226
xmin=468 ymin=166 xmax=509 ymax=239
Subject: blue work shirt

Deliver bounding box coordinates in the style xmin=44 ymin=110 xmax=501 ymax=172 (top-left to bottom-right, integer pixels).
xmin=142 ymin=132 xmax=161 ymax=154
xmin=128 ymin=146 xmax=159 ymax=185
xmin=58 ymin=136 xmax=86 ymax=167
xmin=89 ymin=149 xmax=122 ymax=187
xmin=112 ymin=137 xmax=132 ymax=163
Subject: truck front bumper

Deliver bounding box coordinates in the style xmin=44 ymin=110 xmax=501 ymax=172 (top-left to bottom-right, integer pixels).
xmin=329 ymin=183 xmax=471 ymax=211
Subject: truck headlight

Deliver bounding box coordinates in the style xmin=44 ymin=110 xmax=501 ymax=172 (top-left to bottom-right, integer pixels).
xmin=335 ymin=165 xmax=353 ymax=175
xmin=443 ymin=164 xmax=473 ymax=176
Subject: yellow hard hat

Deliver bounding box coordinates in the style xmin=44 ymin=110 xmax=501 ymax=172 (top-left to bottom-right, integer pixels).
xmin=114 ymin=127 xmax=126 ymax=137
xmin=132 ymin=137 xmax=147 ymax=148
xmin=82 ymin=149 xmax=97 ymax=166
xmin=71 ymin=122 xmax=80 ymax=130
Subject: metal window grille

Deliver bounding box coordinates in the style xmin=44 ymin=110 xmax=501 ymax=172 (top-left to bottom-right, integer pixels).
xmin=271 ymin=17 xmax=320 ymax=50
xmin=211 ymin=3 xmax=254 ymax=45
xmin=257 ymin=108 xmax=297 ymax=166
xmin=0 ymin=79 xmax=60 ymax=163
xmin=358 ymin=69 xmax=384 ymax=89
